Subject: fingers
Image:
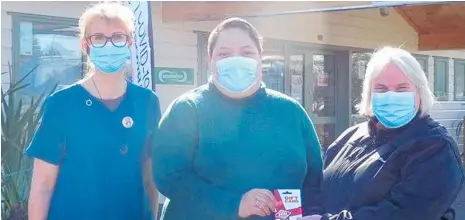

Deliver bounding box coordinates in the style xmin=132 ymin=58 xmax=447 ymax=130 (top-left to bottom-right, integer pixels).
xmin=258 ymin=190 xmax=276 ymax=210
xmin=250 ymin=189 xmax=276 ymax=216
xmin=253 ymin=200 xmax=270 ymax=216
xmin=258 ymin=189 xmax=275 ymax=201
xmin=256 ymin=192 xmax=275 ymax=211
xmin=251 ymin=204 xmax=268 ymax=217
xmin=240 ymin=188 xmax=277 ymax=218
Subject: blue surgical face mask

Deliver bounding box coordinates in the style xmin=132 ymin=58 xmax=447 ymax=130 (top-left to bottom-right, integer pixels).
xmin=372 ymin=91 xmax=418 ymax=129
xmin=89 ymin=44 xmax=131 ymax=75
xmin=215 ymin=56 xmax=258 ymax=93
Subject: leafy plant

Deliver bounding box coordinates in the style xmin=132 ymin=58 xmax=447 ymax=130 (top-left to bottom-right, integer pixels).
xmin=1 ymin=62 xmax=57 ymax=220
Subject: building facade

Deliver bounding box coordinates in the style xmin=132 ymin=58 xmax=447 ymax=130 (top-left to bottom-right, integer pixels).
xmin=2 ymin=1 xmax=465 ymax=215
xmin=2 ymin=1 xmax=465 ymax=148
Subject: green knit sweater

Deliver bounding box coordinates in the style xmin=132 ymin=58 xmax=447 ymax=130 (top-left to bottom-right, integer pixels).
xmin=153 ymin=82 xmax=323 ymax=220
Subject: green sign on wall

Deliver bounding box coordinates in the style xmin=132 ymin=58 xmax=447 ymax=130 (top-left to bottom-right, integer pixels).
xmin=154 ymin=67 xmax=194 ymax=85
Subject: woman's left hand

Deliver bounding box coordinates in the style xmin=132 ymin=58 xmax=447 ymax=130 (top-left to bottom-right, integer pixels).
xmin=298 ymin=215 xmax=322 ymax=220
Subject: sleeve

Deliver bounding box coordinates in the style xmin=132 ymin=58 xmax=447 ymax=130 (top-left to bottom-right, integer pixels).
xmin=25 ymin=95 xmax=65 ymax=165
xmin=323 ymin=140 xmax=464 ymax=220
xmin=149 ymin=91 xmax=162 ymax=133
xmin=300 ymin=108 xmax=325 ymax=216
xmin=151 ymin=98 xmax=243 ymax=219
xmin=323 ymin=125 xmax=359 ymax=169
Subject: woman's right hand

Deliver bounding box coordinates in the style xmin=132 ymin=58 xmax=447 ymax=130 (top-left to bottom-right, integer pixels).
xmin=238 ymin=189 xmax=276 ymax=218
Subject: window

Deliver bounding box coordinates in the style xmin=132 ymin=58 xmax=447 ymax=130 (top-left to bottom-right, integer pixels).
xmin=262 ymin=52 xmax=284 ymax=93
xmin=351 ymin=52 xmax=372 ymax=114
xmin=455 ymin=59 xmax=465 ymax=101
xmin=414 ymin=55 xmax=428 ymax=75
xmin=434 ymin=57 xmax=449 ymax=100
xmin=12 ymin=13 xmax=84 ymax=100
xmin=197 ymin=32 xmax=210 ymax=85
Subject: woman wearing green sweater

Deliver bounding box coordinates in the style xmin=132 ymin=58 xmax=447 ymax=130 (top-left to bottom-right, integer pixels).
xmin=153 ymin=17 xmax=323 ymax=220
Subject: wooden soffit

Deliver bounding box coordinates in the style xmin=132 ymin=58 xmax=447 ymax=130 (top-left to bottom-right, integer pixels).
xmin=395 ymin=2 xmax=465 ymax=51
xmin=161 ymin=1 xmax=465 ymax=51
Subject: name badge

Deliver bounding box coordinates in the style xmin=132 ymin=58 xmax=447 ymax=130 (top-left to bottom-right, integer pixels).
xmin=122 ymin=116 xmax=134 ymax=128
xmin=274 ymin=189 xmax=302 ymax=220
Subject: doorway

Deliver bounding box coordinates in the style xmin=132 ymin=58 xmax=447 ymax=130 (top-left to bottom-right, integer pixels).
xmin=262 ymin=42 xmax=350 ymax=148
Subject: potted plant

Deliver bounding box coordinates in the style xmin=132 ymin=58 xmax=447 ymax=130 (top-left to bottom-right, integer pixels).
xmin=1 ymin=63 xmax=57 ymax=220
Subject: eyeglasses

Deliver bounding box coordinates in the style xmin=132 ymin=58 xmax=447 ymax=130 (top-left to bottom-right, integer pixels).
xmin=86 ymin=33 xmax=129 ymax=48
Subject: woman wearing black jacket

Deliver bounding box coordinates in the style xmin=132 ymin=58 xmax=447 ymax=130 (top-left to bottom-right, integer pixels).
xmin=301 ymin=46 xmax=464 ymax=220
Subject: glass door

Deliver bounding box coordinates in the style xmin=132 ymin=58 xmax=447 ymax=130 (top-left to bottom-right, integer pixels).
xmin=310 ymin=52 xmax=338 ymax=148
xmin=285 ymin=48 xmax=338 ymax=148
xmin=287 ymin=52 xmax=305 ymax=104
xmin=310 ymin=52 xmax=337 ymax=148
xmin=263 ymin=44 xmax=341 ymax=148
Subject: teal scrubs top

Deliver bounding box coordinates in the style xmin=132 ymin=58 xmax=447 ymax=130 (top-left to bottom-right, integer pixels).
xmin=26 ymin=82 xmax=161 ymax=220
xmin=153 ymin=82 xmax=324 ymax=220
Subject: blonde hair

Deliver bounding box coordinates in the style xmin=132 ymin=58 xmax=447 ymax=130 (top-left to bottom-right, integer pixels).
xmin=79 ymin=2 xmax=134 ymax=76
xmin=79 ymin=2 xmax=134 ymax=40
xmin=357 ymin=46 xmax=435 ymax=117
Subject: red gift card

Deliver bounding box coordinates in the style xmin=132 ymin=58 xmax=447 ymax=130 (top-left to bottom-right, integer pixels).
xmin=274 ymin=189 xmax=302 ymax=220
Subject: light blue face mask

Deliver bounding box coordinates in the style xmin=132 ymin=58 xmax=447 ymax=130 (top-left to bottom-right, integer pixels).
xmin=372 ymin=91 xmax=418 ymax=129
xmin=89 ymin=44 xmax=131 ymax=75
xmin=215 ymin=56 xmax=258 ymax=93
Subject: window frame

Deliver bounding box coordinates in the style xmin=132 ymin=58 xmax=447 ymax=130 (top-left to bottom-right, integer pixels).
xmin=196 ymin=31 xmax=210 ymax=85
xmin=10 ymin=12 xmax=84 ymax=84
xmin=413 ymin=54 xmax=428 ymax=76
xmin=454 ymin=59 xmax=465 ymax=101
xmin=433 ymin=56 xmax=449 ymax=101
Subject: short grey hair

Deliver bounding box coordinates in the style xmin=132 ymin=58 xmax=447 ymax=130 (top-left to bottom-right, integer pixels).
xmin=357 ymin=46 xmax=435 ymax=117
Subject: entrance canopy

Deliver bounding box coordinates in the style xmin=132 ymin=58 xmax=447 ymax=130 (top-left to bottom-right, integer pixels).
xmin=161 ymin=1 xmax=465 ymax=51
xmin=394 ymin=3 xmax=465 ymax=50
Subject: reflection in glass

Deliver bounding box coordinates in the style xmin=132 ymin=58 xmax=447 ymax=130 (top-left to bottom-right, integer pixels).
xmin=455 ymin=62 xmax=465 ymax=100
xmin=262 ymin=51 xmax=285 ymax=93
xmin=18 ymin=21 xmax=83 ymax=98
xmin=315 ymin=123 xmax=335 ymax=148
xmin=351 ymin=52 xmax=372 ymax=114
xmin=416 ymin=57 xmax=428 ymax=75
xmin=289 ymin=54 xmax=304 ymax=104
xmin=312 ymin=54 xmax=336 ymax=117
xmin=434 ymin=59 xmax=448 ymax=99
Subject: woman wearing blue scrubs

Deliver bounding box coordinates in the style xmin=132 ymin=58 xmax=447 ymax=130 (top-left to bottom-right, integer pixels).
xmin=26 ymin=3 xmax=160 ymax=220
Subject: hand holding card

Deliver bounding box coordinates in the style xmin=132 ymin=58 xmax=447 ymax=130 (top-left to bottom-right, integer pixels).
xmin=274 ymin=189 xmax=302 ymax=220
xmin=238 ymin=189 xmax=276 ymax=218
